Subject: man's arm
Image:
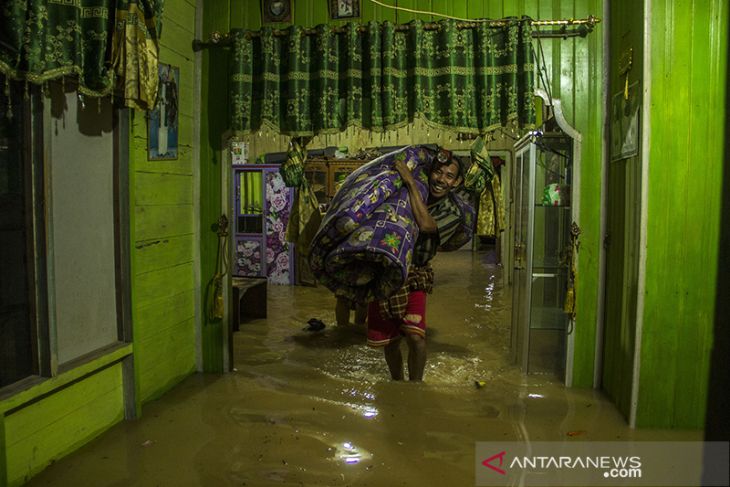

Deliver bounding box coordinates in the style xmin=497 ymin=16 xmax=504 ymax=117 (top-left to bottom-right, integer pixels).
xmin=394 ymin=159 xmax=437 ymax=233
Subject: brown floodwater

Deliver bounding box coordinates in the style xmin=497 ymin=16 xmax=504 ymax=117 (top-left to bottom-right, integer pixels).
xmin=26 ymin=250 xmax=700 ymax=487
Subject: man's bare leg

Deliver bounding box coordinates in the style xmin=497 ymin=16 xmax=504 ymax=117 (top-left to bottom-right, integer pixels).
xmin=405 ymin=333 xmax=426 ymax=381
xmin=354 ymin=304 xmax=368 ymax=326
xmin=335 ymin=296 xmax=350 ymax=326
xmin=384 ymin=340 xmax=404 ymax=380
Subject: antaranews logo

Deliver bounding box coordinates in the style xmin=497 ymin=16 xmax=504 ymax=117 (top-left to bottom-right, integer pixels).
xmin=481 ymin=451 xmax=507 ymax=475
xmin=477 ymin=441 xmax=729 ymax=486
xmin=481 ymin=450 xmax=642 ymax=478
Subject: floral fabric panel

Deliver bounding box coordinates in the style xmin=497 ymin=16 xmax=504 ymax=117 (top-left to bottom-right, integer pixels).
xmin=265 ymin=170 xmax=294 ymax=284
xmin=236 ymin=238 xmax=263 ymax=276
xmin=229 ymin=19 xmax=534 ymax=136
xmin=309 ymin=146 xmax=432 ymax=304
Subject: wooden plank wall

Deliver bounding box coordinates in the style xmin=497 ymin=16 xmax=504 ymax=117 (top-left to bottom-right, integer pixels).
xmin=131 ymin=0 xmax=198 ymax=401
xmin=4 ymin=366 xmax=124 ymax=486
xmin=637 ymin=0 xmax=727 ymax=428
xmin=207 ymin=0 xmax=604 ymax=386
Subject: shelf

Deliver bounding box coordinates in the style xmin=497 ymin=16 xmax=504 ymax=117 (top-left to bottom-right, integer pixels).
xmin=532 ymin=262 xmax=567 ymax=270
xmin=529 ymin=306 xmax=569 ymax=330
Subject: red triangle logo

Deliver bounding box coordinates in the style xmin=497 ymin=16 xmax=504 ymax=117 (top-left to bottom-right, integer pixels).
xmin=482 ymin=451 xmax=507 ymax=475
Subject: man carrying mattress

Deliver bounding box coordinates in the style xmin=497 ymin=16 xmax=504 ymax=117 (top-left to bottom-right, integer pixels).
xmin=367 ymin=148 xmax=467 ymax=381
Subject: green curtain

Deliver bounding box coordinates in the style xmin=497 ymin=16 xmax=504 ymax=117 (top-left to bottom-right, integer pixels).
xmin=0 ymin=0 xmax=163 ymax=109
xmin=229 ymin=18 xmax=535 ymax=136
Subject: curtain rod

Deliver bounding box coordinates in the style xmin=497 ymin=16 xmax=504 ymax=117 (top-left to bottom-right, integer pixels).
xmin=192 ymin=16 xmax=600 ymax=51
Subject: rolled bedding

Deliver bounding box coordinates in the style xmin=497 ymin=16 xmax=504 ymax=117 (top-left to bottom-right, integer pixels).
xmin=308 ymin=146 xmax=433 ymax=304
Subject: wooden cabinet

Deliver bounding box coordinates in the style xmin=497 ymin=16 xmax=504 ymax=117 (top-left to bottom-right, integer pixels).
xmin=304 ymin=159 xmax=366 ymax=205
xmin=327 ymin=161 xmax=363 ymax=197
xmin=232 ymin=165 xmax=296 ymax=284
xmin=303 ymin=161 xmax=328 ymax=206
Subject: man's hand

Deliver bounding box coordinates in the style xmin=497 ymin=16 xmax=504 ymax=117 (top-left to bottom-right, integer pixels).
xmin=394 ymin=158 xmax=415 ymax=187
xmin=394 ymin=158 xmax=437 ymax=233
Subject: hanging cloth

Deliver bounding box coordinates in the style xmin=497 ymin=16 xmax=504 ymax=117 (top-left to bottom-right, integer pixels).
xmin=283 ymin=138 xmax=322 ymax=284
xmin=464 ymin=136 xmax=495 ymax=193
xmin=0 ymin=0 xmax=164 ymax=109
xmin=111 ymin=0 xmax=165 ymax=110
xmin=563 ymin=222 xmax=581 ymax=319
xmin=477 ymin=174 xmax=506 ymax=237
xmin=280 ymin=137 xmax=310 ymax=187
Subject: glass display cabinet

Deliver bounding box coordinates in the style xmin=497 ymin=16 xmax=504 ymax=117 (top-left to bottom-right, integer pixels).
xmin=510 ymin=131 xmax=574 ymax=378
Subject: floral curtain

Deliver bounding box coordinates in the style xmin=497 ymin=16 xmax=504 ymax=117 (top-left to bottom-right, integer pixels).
xmin=229 ymin=18 xmax=535 ymax=136
xmin=0 ymin=0 xmax=163 ymax=109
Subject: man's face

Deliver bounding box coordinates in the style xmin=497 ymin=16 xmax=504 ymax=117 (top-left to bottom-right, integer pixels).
xmin=429 ymin=160 xmax=462 ymax=199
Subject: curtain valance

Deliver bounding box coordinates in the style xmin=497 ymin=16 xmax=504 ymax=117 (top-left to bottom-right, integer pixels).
xmin=229 ymin=18 xmax=535 ymax=136
xmin=0 ymin=0 xmax=163 ymax=110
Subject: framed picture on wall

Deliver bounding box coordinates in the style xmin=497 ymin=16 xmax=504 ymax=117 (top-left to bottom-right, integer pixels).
xmin=148 ymin=63 xmax=179 ymax=160
xmin=262 ymin=0 xmax=292 ymax=23
xmin=329 ymin=0 xmax=360 ymax=19
xmin=610 ymin=81 xmax=640 ymax=162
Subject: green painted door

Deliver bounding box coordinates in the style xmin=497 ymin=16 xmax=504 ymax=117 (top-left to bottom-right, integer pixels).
xmin=601 ymin=0 xmax=644 ymax=420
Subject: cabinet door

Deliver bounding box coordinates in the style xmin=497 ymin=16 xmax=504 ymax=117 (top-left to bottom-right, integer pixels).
xmin=235 ymin=169 xmax=265 ymax=235
xmin=234 ymin=236 xmax=265 ymax=277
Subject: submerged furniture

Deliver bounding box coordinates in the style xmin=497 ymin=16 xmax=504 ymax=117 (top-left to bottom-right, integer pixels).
xmin=231 ymin=276 xmax=267 ymax=330
xmin=510 ymin=131 xmax=575 ymax=378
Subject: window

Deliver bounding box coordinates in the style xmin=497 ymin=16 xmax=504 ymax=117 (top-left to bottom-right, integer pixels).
xmin=0 ymin=78 xmax=36 ymax=386
xmin=0 ymin=75 xmax=130 ymax=389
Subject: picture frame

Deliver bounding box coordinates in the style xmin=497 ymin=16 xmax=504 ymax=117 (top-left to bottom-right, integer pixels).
xmin=329 ymin=0 xmax=360 ymax=19
xmin=610 ymin=81 xmax=640 ymax=162
xmin=262 ymin=0 xmax=292 ymax=23
xmin=148 ymin=63 xmax=179 ymax=161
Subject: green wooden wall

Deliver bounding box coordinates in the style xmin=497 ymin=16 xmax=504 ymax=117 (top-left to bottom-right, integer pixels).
xmin=636 ymin=0 xmax=727 ymax=428
xmin=199 ymin=0 xmax=605 ymax=386
xmin=131 ymin=0 xmax=198 ymax=397
xmin=1 ymin=344 xmax=132 ymax=487
xmin=3 ymin=366 xmax=124 ymax=486
xmin=200 ymin=1 xmax=231 ymax=372
xmin=1 ymin=2 xmax=199 ymax=485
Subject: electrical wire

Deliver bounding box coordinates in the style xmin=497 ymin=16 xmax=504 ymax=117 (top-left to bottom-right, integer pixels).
xmin=368 ymin=0 xmax=495 ymax=22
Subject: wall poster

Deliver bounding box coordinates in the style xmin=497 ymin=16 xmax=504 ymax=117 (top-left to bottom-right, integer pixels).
xmin=148 ymin=63 xmax=179 ymax=161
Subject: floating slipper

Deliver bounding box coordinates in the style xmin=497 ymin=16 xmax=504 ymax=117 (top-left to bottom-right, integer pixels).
xmin=303 ymin=318 xmax=326 ymax=332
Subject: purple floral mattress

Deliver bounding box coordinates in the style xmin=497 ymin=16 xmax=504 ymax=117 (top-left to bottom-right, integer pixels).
xmin=308 ymin=146 xmax=432 ymax=304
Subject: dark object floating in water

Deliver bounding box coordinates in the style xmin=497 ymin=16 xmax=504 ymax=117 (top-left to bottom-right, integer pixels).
xmin=303 ymin=318 xmax=326 ymax=332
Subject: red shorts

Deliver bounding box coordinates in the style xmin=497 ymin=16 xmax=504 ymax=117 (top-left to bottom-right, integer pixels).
xmin=366 ymin=291 xmax=427 ymax=347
